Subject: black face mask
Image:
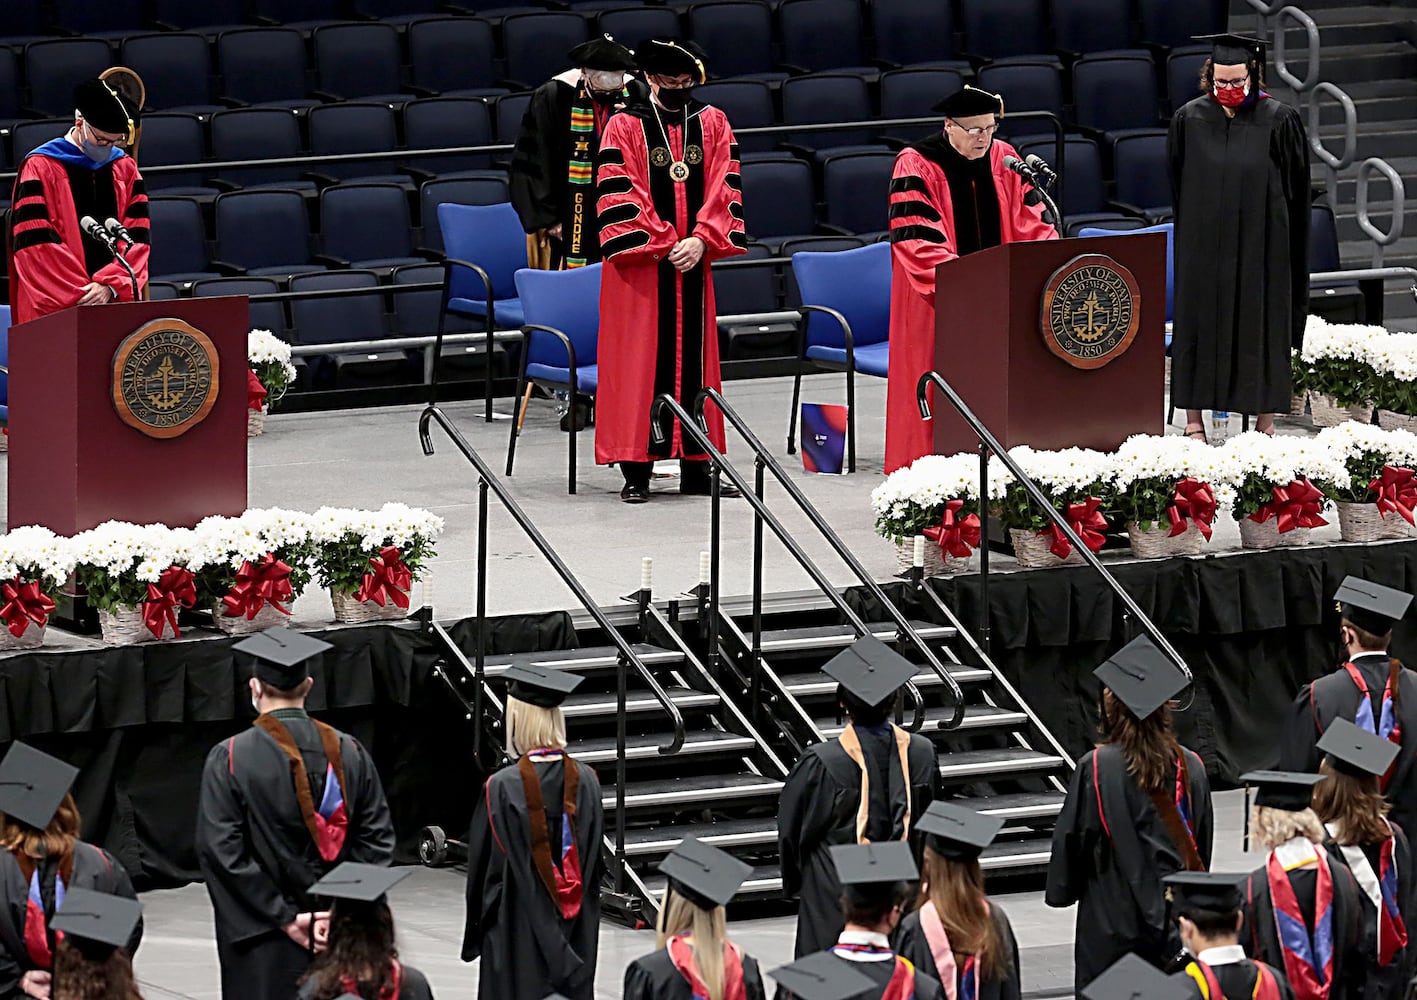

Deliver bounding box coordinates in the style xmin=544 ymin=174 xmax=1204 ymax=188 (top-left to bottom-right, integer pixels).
xmin=656 ymin=86 xmax=693 ymax=111
xmin=589 ymin=88 xmax=621 ymax=106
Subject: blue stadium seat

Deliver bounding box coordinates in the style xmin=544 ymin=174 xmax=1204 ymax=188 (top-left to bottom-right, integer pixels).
xmin=121 ymin=34 xmax=221 ymax=114
xmin=788 ymin=241 xmax=891 ymax=471
xmin=153 ymin=0 xmax=246 ymax=32
xmin=209 ymin=107 xmax=316 ymax=191
xmin=1072 ymin=52 xmax=1162 ymax=146
xmin=420 ymin=177 xmax=512 ymax=251
xmin=1016 ymin=135 xmax=1140 ymax=234
xmin=192 ymin=276 xmax=289 ymax=339
xmin=403 ymin=98 xmax=495 ymax=176
xmin=495 ymin=93 xmax=533 ymax=145
xmin=252 ymin=0 xmax=343 ymax=31
xmin=147 ymin=197 xmax=219 ymax=286
xmin=213 ymin=189 xmax=324 ymax=277
xmin=138 ymin=114 xmax=219 ymax=198
xmin=217 ymin=29 xmax=318 ymax=110
xmin=9 ymin=120 xmax=71 ymax=161
xmin=24 ymin=39 xmax=113 ymax=118
xmin=977 ymin=61 xmax=1064 ymax=139
xmin=320 ymin=183 xmax=427 ymax=271
xmin=872 ymin=0 xmax=963 ymax=69
xmin=1050 ymin=0 xmax=1133 ymax=57
xmin=821 ymin=151 xmax=894 ymax=237
xmin=1166 ymin=48 xmax=1210 ymax=112
xmin=780 ymin=74 xmax=881 ymax=159
xmin=741 ymin=159 xmax=816 ymax=250
xmin=778 ymin=0 xmax=872 ymax=75
xmin=52 ymin=0 xmax=145 ymax=37
xmin=1110 ymin=131 xmax=1172 ymax=221
xmin=290 ymin=270 xmax=413 ymax=389
xmin=959 ymin=0 xmax=1054 ymax=62
xmin=694 ymin=81 xmax=776 ymax=154
xmin=1138 ymin=0 xmax=1226 ymax=52
xmin=502 ymin=13 xmax=589 ymax=90
xmin=879 ymin=69 xmax=963 ymax=144
xmin=313 ymin=22 xmax=415 ymax=104
xmin=407 ymin=18 xmax=503 ymax=98
xmin=306 ymin=103 xmax=407 ymax=185
xmin=597 ymin=7 xmax=682 ymax=44
xmin=687 ymin=2 xmax=785 ymax=83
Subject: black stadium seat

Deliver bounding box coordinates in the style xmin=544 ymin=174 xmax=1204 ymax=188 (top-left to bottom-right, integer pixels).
xmin=217 ymin=28 xmax=318 ymax=110
xmin=209 ymin=107 xmax=318 ymax=191
xmin=193 ymin=276 xmax=289 ymax=338
xmin=290 ymin=269 xmax=415 ymax=389
xmin=879 ymin=69 xmax=963 ymax=144
xmin=1050 ymin=0 xmax=1134 ymax=58
xmin=779 ymin=74 xmax=881 ymax=160
xmin=778 ymin=0 xmax=873 ymax=76
xmin=694 ymin=81 xmax=776 ymax=154
xmin=319 ymin=183 xmax=427 ymax=271
xmin=407 ymin=18 xmax=503 ymax=98
xmin=312 ymin=22 xmax=416 ymax=105
xmin=494 ymin=93 xmax=533 ymax=146
xmin=0 ymin=48 xmax=22 ymax=131
xmin=24 ymin=39 xmax=113 ymax=118
xmin=213 ymin=189 xmax=325 ymax=278
xmin=501 ymin=13 xmax=589 ymax=91
xmin=977 ymin=61 xmax=1064 ymax=139
xmin=420 ymin=177 xmax=512 ymax=251
xmin=1110 ymin=132 xmax=1173 ymax=222
xmin=821 ymin=150 xmax=894 ymax=237
xmin=147 ymin=197 xmax=220 ymax=286
xmin=121 ymin=33 xmax=222 ymax=114
xmin=871 ymin=0 xmax=964 ymax=69
xmin=687 ymin=2 xmax=784 ymax=83
xmin=740 ymin=159 xmax=816 ymax=250
xmin=959 ymin=0 xmax=1055 ymax=63
xmin=403 ymin=98 xmax=496 ymax=176
xmin=1016 ymin=134 xmax=1138 ymax=234
xmin=597 ymin=7 xmax=683 ymax=45
xmin=52 ymin=0 xmax=145 ymax=37
xmin=1167 ymin=49 xmax=1210 ymax=112
xmin=1138 ymin=0 xmax=1226 ymax=53
xmin=137 ymin=114 xmax=220 ymax=199
xmin=305 ymin=102 xmax=407 ymax=186
xmin=1071 ymin=52 xmax=1163 ymax=148
xmin=252 ymin=0 xmax=343 ymax=31
xmin=9 ymin=120 xmax=70 ymax=162
xmin=153 ymin=0 xmax=247 ymax=33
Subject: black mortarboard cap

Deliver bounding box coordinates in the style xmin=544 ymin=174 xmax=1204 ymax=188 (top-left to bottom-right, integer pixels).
xmin=1241 ymin=770 xmax=1328 ymax=811
xmin=73 ymin=78 xmax=139 ymax=144
xmin=0 ymin=742 xmax=78 ymax=831
xmin=51 ymin=888 xmax=142 ymax=951
xmin=1081 ymin=954 xmax=1195 ymax=1000
xmin=1093 ymin=635 xmax=1189 ymax=721
xmin=569 ymin=34 xmax=638 ymax=72
xmin=308 ymin=862 xmax=410 ymax=903
xmin=915 ymin=801 xmax=1004 ymax=862
xmin=658 ymin=837 xmax=752 ymax=909
xmin=770 ymin=952 xmax=876 ymax=1000
xmin=636 ymin=38 xmax=707 ymax=84
xmin=932 ymin=84 xmax=1004 ymax=117
xmin=1335 ymin=576 xmax=1412 ymax=635
xmin=822 ymin=635 xmax=919 ymax=708
xmin=540 ymin=995 xmax=572 ymax=1000
xmin=235 ymin=627 xmax=331 ymax=690
xmin=1194 ymin=32 xmax=1267 ymax=67
xmin=831 ymin=841 xmax=918 ymax=890
xmin=1318 ymin=717 xmax=1401 ymax=778
xmin=1162 ymin=871 xmax=1247 ymax=915
xmin=503 ymin=663 xmax=585 ymax=708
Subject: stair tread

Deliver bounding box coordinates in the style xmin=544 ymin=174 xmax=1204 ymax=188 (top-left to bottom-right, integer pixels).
xmin=980 ymin=837 xmax=1054 ymax=868
xmin=951 ymin=791 xmax=1068 ymax=816
xmin=616 ymin=773 xmax=783 ymax=794
xmin=640 ymin=864 xmax=783 ymax=895
xmin=943 ymin=747 xmax=1063 ymax=765
xmin=818 ymin=704 xmax=1027 ymax=738
xmin=563 ymin=688 xmax=719 ymax=715
xmin=481 ymin=643 xmax=682 ymax=672
xmin=623 ymin=817 xmax=779 ymax=850
xmin=569 ymin=730 xmax=756 ymax=754
xmin=782 ymin=663 xmax=990 ymax=693
xmin=752 ymin=620 xmax=956 ymax=650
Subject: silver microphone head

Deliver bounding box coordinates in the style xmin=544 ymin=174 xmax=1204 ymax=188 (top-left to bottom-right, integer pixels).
xmin=80 ymin=215 xmax=101 ymax=233
xmin=104 ymin=217 xmax=123 ymax=232
xmin=1025 ymin=153 xmax=1054 ymax=176
xmin=1002 ymin=155 xmax=1026 ymax=173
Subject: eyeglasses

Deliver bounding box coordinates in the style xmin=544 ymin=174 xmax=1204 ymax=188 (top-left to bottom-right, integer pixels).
xmin=1213 ymin=75 xmax=1249 ymax=90
xmin=81 ymin=120 xmax=127 ymax=148
xmin=947 ymin=120 xmax=999 ymax=137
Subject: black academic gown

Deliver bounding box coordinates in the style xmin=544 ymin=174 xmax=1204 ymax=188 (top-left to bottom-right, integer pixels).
xmin=1168 ymin=92 xmax=1310 ymax=414
xmin=296 ymin=962 xmax=435 ymax=1000
xmin=1279 ymin=654 xmax=1417 ymax=841
xmin=1323 ymin=824 xmax=1416 ymax=1000
xmin=1242 ymin=848 xmax=1364 ymax=1000
xmin=895 ymin=904 xmax=1021 ymax=1000
xmin=197 ymin=710 xmax=396 ymax=1000
xmin=778 ymin=725 xmax=942 ymax=958
xmin=1172 ymin=957 xmax=1296 ymax=1000
xmin=1046 ymin=743 xmax=1215 ymax=990
xmin=461 ymin=755 xmax=604 ymax=1000
xmin=622 ymin=947 xmax=768 ymax=1000
xmin=791 ymin=952 xmax=948 ymax=1000
xmin=0 ymin=842 xmax=142 ymax=1000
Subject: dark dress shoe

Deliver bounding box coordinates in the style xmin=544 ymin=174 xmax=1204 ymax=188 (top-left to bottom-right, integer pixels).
xmin=680 ymin=478 xmax=741 ymax=498
xmin=620 ymin=483 xmax=650 ymax=503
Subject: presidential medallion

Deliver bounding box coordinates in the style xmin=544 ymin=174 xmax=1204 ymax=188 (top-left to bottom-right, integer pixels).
xmin=1039 ymin=254 xmax=1141 ymax=371
xmin=112 ymin=319 xmax=221 ymax=439
xmin=668 ymin=160 xmax=691 ymax=183
xmin=650 ymin=147 xmax=671 ymax=167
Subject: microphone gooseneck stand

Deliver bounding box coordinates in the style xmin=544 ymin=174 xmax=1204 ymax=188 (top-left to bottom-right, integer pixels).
xmin=1025 ymin=171 xmax=1065 ymax=240
xmin=81 ymin=218 xmax=141 ymax=303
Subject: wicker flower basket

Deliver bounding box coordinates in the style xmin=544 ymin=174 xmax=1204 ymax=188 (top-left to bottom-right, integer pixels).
xmin=1310 ymin=393 xmax=1371 ymax=428
xmin=98 ymin=605 xmax=173 ymax=644
xmin=1238 ymin=517 xmax=1312 ymax=549
xmin=1290 ymin=392 xmax=1308 ymax=417
xmin=1336 ymin=501 xmax=1417 ymax=542
xmin=1010 ymin=528 xmax=1083 ymax=569
xmin=330 ymin=586 xmax=410 ymax=624
xmin=1377 ymin=409 xmax=1417 ymax=433
xmin=211 ymin=601 xmax=290 ymax=636
xmin=0 ymin=623 xmax=45 ymax=650
xmin=893 ymin=539 xmax=972 ymax=577
xmin=248 ymin=405 xmax=267 ymax=437
xmin=1126 ymin=520 xmax=1205 ymax=559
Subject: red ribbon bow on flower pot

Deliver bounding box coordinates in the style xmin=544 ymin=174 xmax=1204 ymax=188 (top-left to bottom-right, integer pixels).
xmin=222 ymin=553 xmax=295 ymax=620
xmin=1045 ymin=498 xmax=1109 ymax=560
xmin=1369 ymin=465 xmax=1417 ymax=525
xmin=247 ymin=369 xmax=269 ymax=412
xmin=143 ymin=565 xmax=197 ymax=639
xmin=1249 ymin=478 xmax=1328 ymax=533
xmin=923 ymin=499 xmax=981 ymax=559
xmin=1168 ymin=478 xmax=1217 ymax=541
xmin=0 ymin=577 xmax=55 ymax=639
xmin=354 ymin=547 xmax=413 ymax=609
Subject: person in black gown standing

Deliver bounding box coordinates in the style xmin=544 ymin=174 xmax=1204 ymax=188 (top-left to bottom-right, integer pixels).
xmin=1165 ymin=872 xmax=1295 ymax=1000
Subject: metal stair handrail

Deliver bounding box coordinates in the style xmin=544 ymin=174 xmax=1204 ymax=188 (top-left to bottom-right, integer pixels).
xmin=695 ymin=387 xmax=967 ymax=728
xmin=417 ymin=402 xmax=685 ymax=895
xmin=916 ymin=371 xmax=1193 ymax=682
xmin=1356 ymin=159 xmax=1408 ymax=267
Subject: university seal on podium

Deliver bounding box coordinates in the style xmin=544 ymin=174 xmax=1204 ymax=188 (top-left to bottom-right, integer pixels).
xmin=112 ymin=319 xmax=221 ymax=439
xmin=1039 ymin=253 xmax=1141 ymax=370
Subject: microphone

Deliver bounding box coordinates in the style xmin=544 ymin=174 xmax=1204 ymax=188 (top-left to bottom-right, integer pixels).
xmin=80 ymin=215 xmax=117 ymax=251
xmin=1002 ymin=155 xmax=1037 ymax=181
xmin=104 ymin=216 xmax=134 ymax=248
xmin=1024 ymin=153 xmax=1058 ymax=184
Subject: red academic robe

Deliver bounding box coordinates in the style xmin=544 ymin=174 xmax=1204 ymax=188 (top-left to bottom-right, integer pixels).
xmin=884 ymin=138 xmax=1057 ymax=474
xmin=9 ymin=141 xmax=150 ymax=326
xmin=593 ymin=101 xmax=746 ymax=465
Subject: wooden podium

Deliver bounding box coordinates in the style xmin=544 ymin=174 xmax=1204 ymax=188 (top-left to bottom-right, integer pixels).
xmin=930 ymin=233 xmax=1168 ymax=456
xmin=7 ymin=297 xmax=249 ymax=534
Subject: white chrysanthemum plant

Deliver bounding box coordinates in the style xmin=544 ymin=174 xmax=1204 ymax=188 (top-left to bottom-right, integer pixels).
xmin=189 ymin=509 xmax=317 ymax=621
xmin=1107 ymin=434 xmax=1219 ymax=540
xmin=1361 ymin=329 xmax=1417 ymax=417
xmin=248 ymin=329 xmax=297 ymax=409
xmin=311 ymin=503 xmax=444 ymax=609
xmin=0 ymin=527 xmax=76 ymax=639
xmin=1298 ymin=315 xmax=1381 ymax=408
xmin=995 ymin=446 xmax=1113 ymax=557
xmin=1313 ymin=422 xmax=1417 ymax=523
xmin=71 ymin=521 xmax=201 ymax=637
xmin=871 ymin=454 xmax=981 ymax=542
xmin=1219 ymin=432 xmax=1343 ymax=531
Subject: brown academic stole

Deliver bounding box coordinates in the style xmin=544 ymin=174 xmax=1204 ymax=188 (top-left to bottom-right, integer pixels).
xmin=519 ymin=752 xmax=585 ymax=920
xmin=1094 ymin=748 xmax=1204 ymax=871
xmin=839 ymin=724 xmax=915 ymax=843
xmin=254 ymin=714 xmax=349 ymax=862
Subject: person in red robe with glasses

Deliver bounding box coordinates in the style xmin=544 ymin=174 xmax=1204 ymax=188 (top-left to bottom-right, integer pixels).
xmin=8 ymin=78 xmax=150 ymax=326
xmin=884 ymin=85 xmax=1058 ymax=475
xmin=593 ymin=38 xmax=747 ymax=503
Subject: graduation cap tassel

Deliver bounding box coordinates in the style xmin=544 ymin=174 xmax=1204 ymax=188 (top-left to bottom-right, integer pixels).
xmin=1242 ymin=781 xmax=1251 ymax=852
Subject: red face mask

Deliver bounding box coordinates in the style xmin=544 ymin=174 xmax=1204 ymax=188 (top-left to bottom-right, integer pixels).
xmin=1213 ymin=82 xmax=1249 ymax=108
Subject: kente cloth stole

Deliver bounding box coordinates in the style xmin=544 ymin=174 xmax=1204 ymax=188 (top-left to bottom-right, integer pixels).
xmin=15 ymin=851 xmax=73 ymax=970
xmin=1344 ymin=661 xmax=1403 ymax=790
xmin=668 ymin=932 xmax=748 ymax=1000
xmin=1332 ymin=824 xmax=1408 ymax=966
xmin=1185 ymin=960 xmax=1283 ymax=1000
xmin=519 ymin=751 xmax=584 ymax=920
xmin=339 ymin=960 xmax=402 ymax=1000
xmin=254 ymin=715 xmax=349 ymax=862
xmin=563 ymin=86 xmax=612 ymax=268
xmin=1267 ymin=845 xmax=1335 ymax=1000
xmin=920 ymin=897 xmax=990 ymax=1000
xmin=839 ymin=724 xmax=914 ymax=843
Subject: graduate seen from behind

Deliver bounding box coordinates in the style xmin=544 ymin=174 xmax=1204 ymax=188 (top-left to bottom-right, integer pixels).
xmin=1083 ymin=953 xmax=1198 ymax=1000
xmin=1279 ymin=577 xmax=1417 ymax=841
xmin=1165 ymin=872 xmax=1295 ymax=1000
xmin=896 ymin=803 xmax=1021 ymax=1000
xmin=461 ymin=664 xmax=603 ymax=1000
xmin=778 ymin=636 xmax=942 ymax=960
xmin=196 ymin=629 xmax=395 ymax=1000
xmin=1239 ymin=771 xmax=1362 ymax=1000
xmin=1310 ymin=719 xmax=1415 ymax=1000
xmin=298 ymin=863 xmax=434 ymax=1000
xmin=0 ymin=743 xmax=142 ymax=1000
xmin=623 ymin=837 xmax=767 ymax=1000
xmin=48 ymin=887 xmax=145 ymax=1000
xmin=1046 ymin=636 xmax=1214 ymax=989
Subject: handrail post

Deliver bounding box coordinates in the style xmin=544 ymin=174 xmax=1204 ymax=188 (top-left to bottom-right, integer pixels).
xmin=751 ymin=456 xmax=765 ymax=709
xmin=977 ymin=441 xmax=991 ymax=655
xmin=615 ymin=651 xmax=628 ymax=895
xmin=710 ymin=467 xmax=724 ymax=676
xmin=476 ymin=476 xmax=489 ymax=764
